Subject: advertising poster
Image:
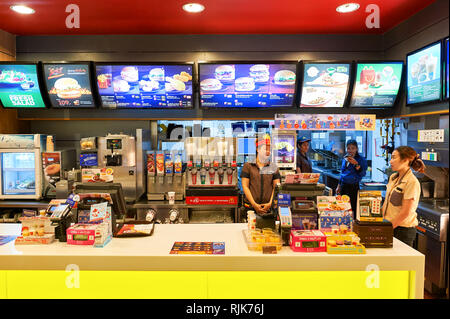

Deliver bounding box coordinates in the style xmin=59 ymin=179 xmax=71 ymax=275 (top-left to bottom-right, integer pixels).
xmin=96 ymin=64 xmax=193 ymax=108
xmin=350 ymin=62 xmax=403 ymax=107
xmin=44 ymin=64 xmax=95 ymax=108
xmin=199 ymin=63 xmax=296 ymax=108
xmin=274 ymin=114 xmax=376 ymax=131
xmin=273 ymin=135 xmax=295 ymax=165
xmin=0 ymin=64 xmax=46 ymax=108
xmin=407 ymin=42 xmax=442 ymax=104
xmin=301 ymin=63 xmax=350 ymax=107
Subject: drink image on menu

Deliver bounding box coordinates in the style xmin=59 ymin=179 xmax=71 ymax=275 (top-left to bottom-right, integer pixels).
xmin=301 ymin=63 xmax=350 ymax=107
xmin=44 ymin=64 xmax=95 ymax=108
xmin=96 ymin=64 xmax=192 ymax=108
xmin=407 ymin=41 xmax=442 ymax=104
xmin=0 ymin=64 xmax=46 ymax=108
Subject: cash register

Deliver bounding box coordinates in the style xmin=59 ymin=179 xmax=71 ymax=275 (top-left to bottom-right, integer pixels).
xmin=48 ymin=203 xmax=74 ymax=242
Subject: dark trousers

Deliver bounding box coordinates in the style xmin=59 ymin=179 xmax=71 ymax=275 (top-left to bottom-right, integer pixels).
xmin=394 ymin=226 xmax=416 ymax=247
xmin=340 ymin=183 xmax=359 ymax=219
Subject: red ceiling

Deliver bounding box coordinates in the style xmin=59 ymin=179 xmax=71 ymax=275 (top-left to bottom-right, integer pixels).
xmin=0 ymin=0 xmax=436 ymax=35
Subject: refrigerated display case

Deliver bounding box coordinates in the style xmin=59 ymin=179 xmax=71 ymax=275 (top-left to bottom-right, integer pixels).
xmin=0 ymin=149 xmax=42 ymax=199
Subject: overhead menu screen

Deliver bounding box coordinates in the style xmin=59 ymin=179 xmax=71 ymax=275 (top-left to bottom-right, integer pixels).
xmin=407 ymin=41 xmax=442 ymax=105
xmin=43 ymin=63 xmax=95 ymax=108
xmin=300 ymin=62 xmax=350 ymax=107
xmin=95 ymin=64 xmax=193 ymax=108
xmin=0 ymin=64 xmax=46 ymax=108
xmin=199 ymin=63 xmax=297 ymax=108
xmin=350 ymin=62 xmax=403 ymax=108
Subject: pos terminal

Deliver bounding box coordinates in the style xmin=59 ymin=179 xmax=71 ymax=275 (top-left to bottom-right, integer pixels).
xmin=277 ymin=193 xmax=292 ymax=246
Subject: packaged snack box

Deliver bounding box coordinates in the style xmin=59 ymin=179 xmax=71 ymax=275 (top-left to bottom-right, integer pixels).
xmin=289 ymin=229 xmax=327 ymax=252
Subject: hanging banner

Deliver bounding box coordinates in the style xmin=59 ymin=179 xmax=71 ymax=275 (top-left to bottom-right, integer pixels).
xmin=274 ymin=114 xmax=376 ymax=131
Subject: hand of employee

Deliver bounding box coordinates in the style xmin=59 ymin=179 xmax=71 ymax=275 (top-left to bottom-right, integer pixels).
xmin=260 ymin=202 xmax=272 ymax=213
xmin=253 ymin=204 xmax=267 ymax=215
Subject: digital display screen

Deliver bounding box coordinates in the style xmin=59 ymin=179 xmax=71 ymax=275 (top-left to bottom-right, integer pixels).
xmin=199 ymin=63 xmax=297 ymax=108
xmin=446 ymin=38 xmax=449 ymax=100
xmin=237 ymin=138 xmax=256 ymax=155
xmin=407 ymin=41 xmax=442 ymax=105
xmin=301 ymin=63 xmax=350 ymax=108
xmin=0 ymin=64 xmax=46 ymax=108
xmin=350 ymin=62 xmax=403 ymax=108
xmin=95 ymin=64 xmax=193 ymax=108
xmin=279 ymin=206 xmax=290 ymax=217
xmin=273 ymin=134 xmax=296 ymax=165
xmin=43 ymin=63 xmax=95 ymax=108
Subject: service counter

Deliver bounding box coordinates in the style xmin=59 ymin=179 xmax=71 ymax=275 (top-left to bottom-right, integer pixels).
xmin=0 ymin=224 xmax=424 ymax=299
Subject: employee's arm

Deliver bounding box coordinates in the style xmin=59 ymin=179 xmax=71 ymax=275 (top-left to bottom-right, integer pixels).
xmin=389 ymin=198 xmax=415 ymax=228
xmin=241 ymin=177 xmax=261 ymax=212
xmin=260 ymin=178 xmax=280 ymax=212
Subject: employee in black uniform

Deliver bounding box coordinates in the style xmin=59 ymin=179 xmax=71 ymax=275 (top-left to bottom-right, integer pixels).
xmin=296 ymin=136 xmax=312 ymax=173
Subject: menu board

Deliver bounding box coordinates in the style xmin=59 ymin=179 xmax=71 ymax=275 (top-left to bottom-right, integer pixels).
xmin=446 ymin=38 xmax=449 ymax=100
xmin=407 ymin=41 xmax=442 ymax=105
xmin=199 ymin=63 xmax=297 ymax=108
xmin=43 ymin=63 xmax=95 ymax=108
xmin=95 ymin=64 xmax=193 ymax=108
xmin=301 ymin=63 xmax=350 ymax=107
xmin=350 ymin=62 xmax=403 ymax=108
xmin=0 ymin=64 xmax=46 ymax=108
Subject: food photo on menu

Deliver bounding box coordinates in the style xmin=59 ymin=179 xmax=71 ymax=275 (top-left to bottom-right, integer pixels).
xmin=300 ymin=63 xmax=350 ymax=107
xmin=44 ymin=64 xmax=95 ymax=108
xmin=350 ymin=62 xmax=403 ymax=107
xmin=407 ymin=41 xmax=442 ymax=104
xmin=95 ymin=64 xmax=193 ymax=108
xmin=0 ymin=64 xmax=46 ymax=108
xmin=199 ymin=63 xmax=296 ymax=108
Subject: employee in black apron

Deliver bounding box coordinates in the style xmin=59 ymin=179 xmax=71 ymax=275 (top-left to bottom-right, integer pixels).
xmin=336 ymin=139 xmax=368 ymax=218
xmin=296 ymin=136 xmax=312 ymax=173
xmin=241 ymin=134 xmax=281 ymax=228
xmin=382 ymin=146 xmax=425 ymax=247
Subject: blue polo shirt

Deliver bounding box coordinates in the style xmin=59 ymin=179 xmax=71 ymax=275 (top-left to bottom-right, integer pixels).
xmin=339 ymin=153 xmax=367 ymax=186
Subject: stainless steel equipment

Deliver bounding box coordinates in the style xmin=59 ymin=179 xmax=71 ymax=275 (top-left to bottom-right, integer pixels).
xmin=416 ymin=198 xmax=449 ymax=296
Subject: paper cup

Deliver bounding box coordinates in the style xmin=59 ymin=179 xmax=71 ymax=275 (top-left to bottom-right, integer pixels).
xmin=168 ymin=191 xmax=176 ymax=204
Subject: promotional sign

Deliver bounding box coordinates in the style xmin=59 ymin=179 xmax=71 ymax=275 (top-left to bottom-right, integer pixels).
xmin=170 ymin=242 xmax=225 ymax=255
xmin=81 ymin=168 xmax=114 ymax=183
xmin=95 ymin=64 xmax=193 ymax=108
xmin=43 ymin=63 xmax=95 ymax=108
xmin=301 ymin=63 xmax=350 ymax=108
xmin=0 ymin=64 xmax=46 ymax=108
xmin=350 ymin=62 xmax=403 ymax=107
xmin=42 ymin=152 xmax=61 ymax=189
xmin=199 ymin=63 xmax=297 ymax=108
xmin=274 ymin=114 xmax=376 ymax=131
xmin=407 ymin=41 xmax=442 ymax=105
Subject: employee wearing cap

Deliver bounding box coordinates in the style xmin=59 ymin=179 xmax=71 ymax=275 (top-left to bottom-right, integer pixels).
xmin=241 ymin=134 xmax=281 ymax=227
xmin=296 ymin=136 xmax=312 ymax=173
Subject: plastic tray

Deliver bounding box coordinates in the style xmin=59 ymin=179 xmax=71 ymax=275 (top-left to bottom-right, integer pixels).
xmin=242 ymin=229 xmax=282 ymax=252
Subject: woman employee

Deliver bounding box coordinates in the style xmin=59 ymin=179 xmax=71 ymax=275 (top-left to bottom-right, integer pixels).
xmin=296 ymin=136 xmax=312 ymax=173
xmin=241 ymin=134 xmax=281 ymax=227
xmin=336 ymin=139 xmax=368 ymax=217
xmin=382 ymin=146 xmax=425 ymax=247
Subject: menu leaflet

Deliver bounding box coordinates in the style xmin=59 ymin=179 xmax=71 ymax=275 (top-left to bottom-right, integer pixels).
xmin=407 ymin=42 xmax=442 ymax=104
xmin=44 ymin=64 xmax=95 ymax=108
xmin=0 ymin=64 xmax=46 ymax=108
xmin=350 ymin=62 xmax=403 ymax=107
xmin=301 ymin=63 xmax=350 ymax=107
xmin=199 ymin=63 xmax=296 ymax=108
xmin=96 ymin=64 xmax=193 ymax=108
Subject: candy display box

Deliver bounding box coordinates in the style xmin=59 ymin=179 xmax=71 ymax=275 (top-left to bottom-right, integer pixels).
xmin=289 ymin=230 xmax=327 ymax=252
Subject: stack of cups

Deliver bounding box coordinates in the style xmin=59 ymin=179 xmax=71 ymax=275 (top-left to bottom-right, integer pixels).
xmin=247 ymin=210 xmax=256 ymax=231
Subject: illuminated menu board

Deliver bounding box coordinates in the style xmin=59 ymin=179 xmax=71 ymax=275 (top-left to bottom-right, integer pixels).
xmin=43 ymin=63 xmax=96 ymax=108
xmin=199 ymin=62 xmax=297 ymax=108
xmin=95 ymin=64 xmax=193 ymax=108
xmin=407 ymin=41 xmax=442 ymax=105
xmin=350 ymin=62 xmax=403 ymax=108
xmin=446 ymin=38 xmax=449 ymax=100
xmin=0 ymin=63 xmax=46 ymax=108
xmin=300 ymin=62 xmax=351 ymax=108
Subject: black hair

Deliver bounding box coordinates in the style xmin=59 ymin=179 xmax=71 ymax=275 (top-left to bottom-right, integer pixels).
xmin=346 ymin=139 xmax=359 ymax=155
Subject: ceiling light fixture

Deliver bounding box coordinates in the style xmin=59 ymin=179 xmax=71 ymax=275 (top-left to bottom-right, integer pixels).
xmin=10 ymin=5 xmax=35 ymax=14
xmin=182 ymin=3 xmax=205 ymax=13
xmin=336 ymin=3 xmax=360 ymax=13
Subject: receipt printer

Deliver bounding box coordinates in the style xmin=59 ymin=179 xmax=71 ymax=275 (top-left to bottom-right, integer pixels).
xmin=278 ymin=193 xmax=292 ymax=246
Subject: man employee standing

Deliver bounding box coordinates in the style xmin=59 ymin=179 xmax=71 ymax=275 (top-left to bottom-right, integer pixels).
xmin=241 ymin=134 xmax=281 ymax=228
xmin=296 ymin=136 xmax=312 ymax=173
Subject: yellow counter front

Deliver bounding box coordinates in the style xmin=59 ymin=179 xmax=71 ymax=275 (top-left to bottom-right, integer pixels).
xmin=0 ymin=224 xmax=424 ymax=299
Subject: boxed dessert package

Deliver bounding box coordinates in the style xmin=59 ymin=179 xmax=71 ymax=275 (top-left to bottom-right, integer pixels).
xmin=291 ymin=200 xmax=318 ymax=230
xmin=16 ymin=216 xmax=55 ymax=245
xmin=289 ymin=229 xmax=327 ymax=252
xmin=357 ymin=190 xmax=383 ymax=222
xmin=353 ymin=220 xmax=393 ymax=248
xmin=317 ymin=196 xmax=353 ymax=232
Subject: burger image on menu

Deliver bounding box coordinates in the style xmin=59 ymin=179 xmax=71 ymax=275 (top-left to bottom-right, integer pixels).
xmin=53 ymin=77 xmax=82 ymax=99
xmin=120 ymin=66 xmax=139 ymax=83
xmin=113 ymin=79 xmax=130 ymax=92
xmin=200 ymin=78 xmax=222 ymax=91
xmin=214 ymin=65 xmax=235 ymax=83
xmin=274 ymin=70 xmax=296 ymax=85
xmin=249 ymin=64 xmax=270 ymax=83
xmin=235 ymin=77 xmax=255 ymax=91
xmin=149 ymin=68 xmax=165 ymax=82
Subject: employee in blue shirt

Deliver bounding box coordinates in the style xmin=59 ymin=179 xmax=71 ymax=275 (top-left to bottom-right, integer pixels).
xmin=336 ymin=139 xmax=368 ymax=218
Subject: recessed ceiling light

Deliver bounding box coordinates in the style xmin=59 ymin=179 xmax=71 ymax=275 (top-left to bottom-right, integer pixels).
xmin=182 ymin=3 xmax=205 ymax=13
xmin=336 ymin=3 xmax=360 ymax=13
xmin=10 ymin=5 xmax=35 ymax=14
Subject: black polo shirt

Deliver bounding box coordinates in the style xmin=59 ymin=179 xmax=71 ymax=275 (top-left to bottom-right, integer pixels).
xmin=296 ymin=151 xmax=312 ymax=173
xmin=240 ymin=161 xmax=281 ymax=205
